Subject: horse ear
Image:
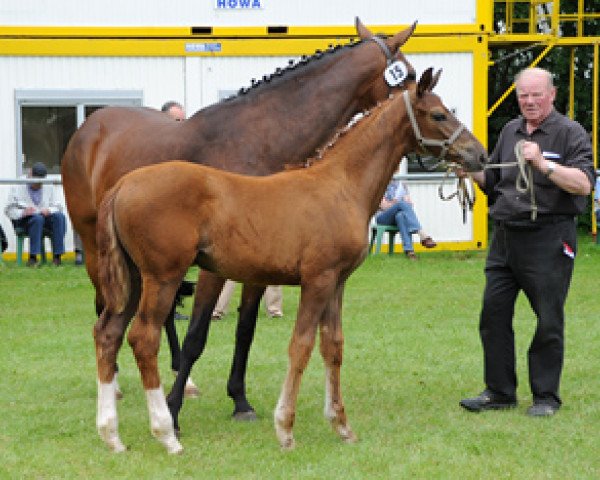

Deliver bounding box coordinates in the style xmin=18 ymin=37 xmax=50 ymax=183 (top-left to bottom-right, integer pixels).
xmin=355 ymin=17 xmax=373 ymax=40
xmin=388 ymin=21 xmax=417 ymax=52
xmin=417 ymin=68 xmax=434 ymax=97
xmin=429 ymin=69 xmax=442 ymax=91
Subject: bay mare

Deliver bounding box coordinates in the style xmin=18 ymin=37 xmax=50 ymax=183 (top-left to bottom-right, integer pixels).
xmin=95 ymin=68 xmax=487 ymax=453
xmin=61 ymin=18 xmax=417 ymax=413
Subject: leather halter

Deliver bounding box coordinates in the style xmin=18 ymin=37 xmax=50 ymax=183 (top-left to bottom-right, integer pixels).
xmin=402 ymin=90 xmax=465 ymax=167
xmin=401 ymin=90 xmax=475 ymax=223
xmin=370 ymin=36 xmax=395 ymax=65
xmin=369 ymin=36 xmax=417 ymax=84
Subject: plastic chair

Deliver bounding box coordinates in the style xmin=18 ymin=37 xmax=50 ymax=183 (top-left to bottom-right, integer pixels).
xmin=14 ymin=225 xmax=51 ymax=266
xmin=369 ymin=224 xmax=400 ymax=254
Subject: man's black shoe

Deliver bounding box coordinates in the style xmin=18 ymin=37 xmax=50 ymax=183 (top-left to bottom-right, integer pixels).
xmin=526 ymin=403 xmax=558 ymax=417
xmin=460 ymin=390 xmax=517 ymax=412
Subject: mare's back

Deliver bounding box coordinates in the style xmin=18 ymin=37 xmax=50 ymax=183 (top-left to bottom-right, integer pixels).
xmin=63 ymin=106 xmax=197 ymax=210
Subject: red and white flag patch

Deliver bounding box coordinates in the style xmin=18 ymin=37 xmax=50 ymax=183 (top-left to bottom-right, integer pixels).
xmin=562 ymin=242 xmax=575 ymax=259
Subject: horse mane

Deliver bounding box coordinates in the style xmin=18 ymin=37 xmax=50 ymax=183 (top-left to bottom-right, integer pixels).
xmin=288 ymin=95 xmax=395 ymax=170
xmin=220 ymin=38 xmax=366 ymax=102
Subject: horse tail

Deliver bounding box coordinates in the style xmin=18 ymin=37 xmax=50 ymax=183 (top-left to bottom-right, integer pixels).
xmin=97 ymin=186 xmax=130 ymax=314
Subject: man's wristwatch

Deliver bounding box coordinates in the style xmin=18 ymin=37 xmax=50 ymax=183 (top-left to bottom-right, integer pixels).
xmin=545 ymin=160 xmax=556 ymax=178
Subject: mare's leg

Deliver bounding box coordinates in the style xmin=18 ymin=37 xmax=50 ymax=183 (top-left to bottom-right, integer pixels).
xmin=319 ymin=283 xmax=356 ymax=443
xmin=165 ymin=304 xmax=180 ymax=372
xmin=128 ymin=276 xmax=183 ymax=454
xmin=274 ymin=274 xmax=335 ymax=450
xmin=164 ymin=301 xmax=200 ymax=399
xmin=167 ymin=271 xmax=225 ymax=432
xmin=227 ymin=283 xmax=265 ymax=420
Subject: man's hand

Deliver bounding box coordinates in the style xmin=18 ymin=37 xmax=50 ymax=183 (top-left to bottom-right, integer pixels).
xmin=519 ymin=140 xmax=545 ymax=172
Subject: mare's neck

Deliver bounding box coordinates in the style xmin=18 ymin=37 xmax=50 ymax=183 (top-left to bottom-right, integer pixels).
xmin=186 ymin=43 xmax=383 ymax=172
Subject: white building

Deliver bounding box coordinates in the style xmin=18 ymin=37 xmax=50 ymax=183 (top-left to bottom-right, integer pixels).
xmin=0 ymin=0 xmax=487 ymax=256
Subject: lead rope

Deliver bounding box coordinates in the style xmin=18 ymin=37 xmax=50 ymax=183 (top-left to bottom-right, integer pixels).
xmin=513 ymin=139 xmax=538 ymax=220
xmin=438 ymin=164 xmax=475 ymax=224
xmin=483 ymin=139 xmax=538 ymax=221
xmin=437 ymin=140 xmax=538 ymax=223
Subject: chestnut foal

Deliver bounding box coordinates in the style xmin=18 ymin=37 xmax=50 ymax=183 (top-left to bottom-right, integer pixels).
xmin=94 ymin=68 xmax=486 ymax=453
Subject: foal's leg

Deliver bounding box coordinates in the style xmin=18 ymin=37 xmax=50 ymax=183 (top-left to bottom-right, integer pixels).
xmin=319 ymin=283 xmax=356 ymax=443
xmin=274 ymin=277 xmax=333 ymax=450
xmin=128 ymin=276 xmax=183 ymax=454
xmin=228 ymin=283 xmax=265 ymax=420
xmin=87 ymin=240 xmax=128 ymax=400
xmin=167 ymin=271 xmax=225 ymax=432
xmin=94 ymin=298 xmax=138 ymax=452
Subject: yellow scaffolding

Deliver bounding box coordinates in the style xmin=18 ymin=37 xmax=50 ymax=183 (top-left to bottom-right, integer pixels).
xmin=489 ymin=0 xmax=600 ymax=234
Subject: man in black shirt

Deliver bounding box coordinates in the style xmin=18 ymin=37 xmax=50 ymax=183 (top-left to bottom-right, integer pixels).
xmin=459 ymin=67 xmax=594 ymax=416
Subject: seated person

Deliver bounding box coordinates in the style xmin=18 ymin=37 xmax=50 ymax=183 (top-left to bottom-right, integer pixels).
xmin=375 ymin=178 xmax=436 ymax=259
xmin=4 ymin=162 xmax=66 ymax=266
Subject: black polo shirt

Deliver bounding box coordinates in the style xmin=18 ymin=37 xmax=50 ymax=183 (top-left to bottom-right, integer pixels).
xmin=483 ymin=109 xmax=595 ymax=221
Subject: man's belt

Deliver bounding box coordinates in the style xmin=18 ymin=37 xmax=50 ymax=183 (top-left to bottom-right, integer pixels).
xmin=495 ymin=214 xmax=575 ymax=231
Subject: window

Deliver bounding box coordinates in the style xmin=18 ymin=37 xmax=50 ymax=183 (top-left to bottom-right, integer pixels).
xmin=21 ymin=106 xmax=77 ymax=176
xmin=16 ymin=90 xmax=143 ymax=176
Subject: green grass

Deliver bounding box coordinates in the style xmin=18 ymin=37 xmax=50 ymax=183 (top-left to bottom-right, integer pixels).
xmin=1 ymin=235 xmax=600 ymax=479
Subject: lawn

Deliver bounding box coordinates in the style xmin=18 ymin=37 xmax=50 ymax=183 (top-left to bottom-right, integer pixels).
xmin=1 ymin=235 xmax=599 ymax=479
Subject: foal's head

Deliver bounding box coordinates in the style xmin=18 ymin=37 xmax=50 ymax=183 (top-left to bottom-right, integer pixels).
xmin=405 ymin=68 xmax=487 ymax=172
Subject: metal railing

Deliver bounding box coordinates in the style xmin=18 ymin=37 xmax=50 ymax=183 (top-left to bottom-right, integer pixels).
xmin=0 ymin=178 xmax=63 ymax=185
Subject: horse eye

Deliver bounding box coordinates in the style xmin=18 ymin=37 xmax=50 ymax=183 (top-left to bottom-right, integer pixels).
xmin=432 ymin=112 xmax=447 ymax=122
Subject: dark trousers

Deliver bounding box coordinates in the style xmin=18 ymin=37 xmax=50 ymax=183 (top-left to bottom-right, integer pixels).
xmin=13 ymin=212 xmax=66 ymax=256
xmin=480 ymin=218 xmax=576 ymax=407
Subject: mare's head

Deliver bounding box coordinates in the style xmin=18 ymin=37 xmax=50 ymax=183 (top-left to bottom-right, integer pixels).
xmin=403 ymin=68 xmax=487 ymax=172
xmin=353 ymin=18 xmax=418 ymax=111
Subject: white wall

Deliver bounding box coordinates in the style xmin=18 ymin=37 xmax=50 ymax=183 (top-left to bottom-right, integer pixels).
xmin=0 ymin=0 xmax=477 ymax=27
xmin=0 ymin=51 xmax=474 ymax=254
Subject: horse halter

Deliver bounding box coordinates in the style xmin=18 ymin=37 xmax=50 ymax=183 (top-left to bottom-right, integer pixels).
xmin=369 ymin=36 xmax=416 ymax=86
xmin=402 ymin=89 xmax=474 ymax=223
xmin=370 ymin=36 xmax=395 ymax=65
xmin=401 ymin=90 xmax=465 ymax=168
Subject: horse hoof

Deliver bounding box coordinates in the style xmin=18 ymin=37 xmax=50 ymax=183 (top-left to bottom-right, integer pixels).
xmin=232 ymin=410 xmax=258 ymax=422
xmin=115 ymin=389 xmax=124 ymax=401
xmin=336 ymin=425 xmax=358 ymax=444
xmin=279 ymin=437 xmax=296 ymax=451
xmin=184 ymin=384 xmax=200 ymax=399
xmin=98 ymin=424 xmax=126 ymax=453
xmin=166 ymin=441 xmax=184 ymax=455
xmin=111 ymin=441 xmax=127 ymax=453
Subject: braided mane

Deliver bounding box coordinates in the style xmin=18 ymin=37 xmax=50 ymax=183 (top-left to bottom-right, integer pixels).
xmin=221 ymin=38 xmax=365 ymax=102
